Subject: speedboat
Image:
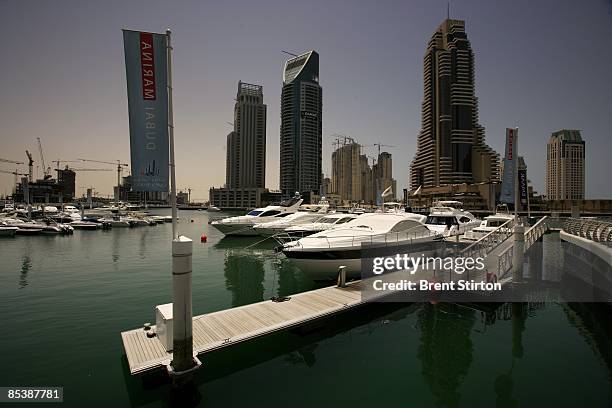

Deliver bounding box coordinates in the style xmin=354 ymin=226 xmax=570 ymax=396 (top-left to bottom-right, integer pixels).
xmin=207 ymin=206 xmax=221 ymax=212
xmin=3 ymin=218 xmax=45 ymax=235
xmin=463 ymin=205 xmax=515 ymax=240
xmin=424 ymin=203 xmax=480 ymax=237
xmin=98 ymin=215 xmax=131 ymax=227
xmin=210 ymin=195 xmax=304 ymax=236
xmin=70 ymin=220 xmax=101 ymax=230
xmin=0 ymin=221 xmax=19 ymax=237
xmin=282 ymin=212 xmax=437 ymax=280
xmin=283 ymin=213 xmax=359 ymax=237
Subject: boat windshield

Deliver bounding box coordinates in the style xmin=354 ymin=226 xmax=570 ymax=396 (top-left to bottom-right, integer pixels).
xmin=426 ymin=216 xmax=458 ymax=226
xmin=247 ymin=210 xmax=263 ymax=216
xmin=279 ymin=197 xmax=300 ymax=207
xmin=318 ymin=218 xmax=339 ymax=224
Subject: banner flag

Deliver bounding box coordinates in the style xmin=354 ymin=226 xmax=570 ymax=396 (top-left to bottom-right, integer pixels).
xmin=499 ymin=128 xmax=518 ymax=204
xmin=518 ymin=168 xmax=528 ymax=203
xmin=123 ymin=30 xmax=169 ymax=192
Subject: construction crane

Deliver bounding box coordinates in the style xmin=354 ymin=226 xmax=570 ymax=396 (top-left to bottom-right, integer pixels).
xmin=37 ymin=137 xmax=51 ymax=179
xmin=25 ymin=150 xmax=34 ymax=182
xmin=54 ymin=159 xmax=80 ymax=171
xmin=373 ymin=143 xmax=396 ymax=157
xmin=0 ymin=169 xmax=28 ymax=193
xmin=78 ymin=159 xmax=128 ymax=205
xmin=0 ymin=158 xmax=24 ymax=165
xmin=67 ymin=168 xmax=114 ymax=172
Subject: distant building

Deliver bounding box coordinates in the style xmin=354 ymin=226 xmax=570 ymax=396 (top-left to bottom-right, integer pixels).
xmin=410 ymin=19 xmax=499 ymax=189
xmin=279 ymin=51 xmax=322 ymax=199
xmin=209 ymin=187 xmax=280 ymax=210
xmin=226 ymin=81 xmax=267 ymax=188
xmin=373 ymin=152 xmax=397 ymax=201
xmin=212 ymin=81 xmax=268 ymax=209
xmin=546 ymin=129 xmax=585 ymax=200
xmin=14 ymin=168 xmax=76 ymax=203
xmin=331 ymin=138 xmax=362 ymax=201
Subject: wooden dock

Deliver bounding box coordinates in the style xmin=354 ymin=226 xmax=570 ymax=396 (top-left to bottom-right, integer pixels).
xmin=121 ymin=282 xmax=364 ymax=375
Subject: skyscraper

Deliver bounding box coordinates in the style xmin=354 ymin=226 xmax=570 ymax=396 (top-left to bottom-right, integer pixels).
xmin=546 ymin=129 xmax=585 ymax=200
xmin=279 ymin=50 xmax=322 ymax=198
xmin=410 ymin=19 xmax=499 ymax=189
xmin=225 ymin=81 xmax=267 ymax=188
xmin=331 ymin=137 xmax=363 ymax=202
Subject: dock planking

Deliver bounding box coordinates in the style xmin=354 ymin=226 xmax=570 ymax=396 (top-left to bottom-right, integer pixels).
xmin=121 ymin=282 xmax=364 ymax=375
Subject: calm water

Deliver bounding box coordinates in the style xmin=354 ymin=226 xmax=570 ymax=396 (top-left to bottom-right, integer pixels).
xmin=0 ymin=210 xmax=611 ymax=407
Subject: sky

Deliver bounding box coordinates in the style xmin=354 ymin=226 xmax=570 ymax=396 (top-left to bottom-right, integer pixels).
xmin=1 ymin=0 xmax=611 ymax=201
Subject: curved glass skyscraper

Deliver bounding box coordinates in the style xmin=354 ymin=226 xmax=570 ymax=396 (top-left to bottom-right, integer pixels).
xmin=279 ymin=50 xmax=322 ymax=199
xmin=410 ymin=19 xmax=499 ymax=189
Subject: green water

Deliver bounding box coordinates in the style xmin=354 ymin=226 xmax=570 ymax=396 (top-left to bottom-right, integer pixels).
xmin=0 ymin=210 xmax=611 ymax=407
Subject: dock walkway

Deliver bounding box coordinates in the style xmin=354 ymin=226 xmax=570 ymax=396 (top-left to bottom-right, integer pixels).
xmin=121 ymin=282 xmax=364 ymax=375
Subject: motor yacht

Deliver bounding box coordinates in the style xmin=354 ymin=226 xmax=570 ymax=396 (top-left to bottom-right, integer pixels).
xmin=424 ymin=203 xmax=480 ymax=237
xmin=282 ymin=213 xmax=359 ymax=237
xmin=69 ymin=220 xmax=101 ymax=230
xmin=98 ymin=215 xmax=131 ymax=228
xmin=2 ymin=218 xmax=45 ymax=235
xmin=282 ymin=212 xmax=437 ymax=280
xmin=207 ymin=206 xmax=221 ymax=212
xmin=251 ymin=199 xmax=331 ymax=237
xmin=210 ymin=195 xmax=304 ymax=236
xmin=0 ymin=221 xmax=19 ymax=237
xmin=463 ymin=205 xmax=515 ymax=241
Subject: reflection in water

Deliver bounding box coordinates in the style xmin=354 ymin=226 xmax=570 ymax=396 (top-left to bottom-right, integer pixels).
xmin=138 ymin=229 xmax=149 ymax=259
xmin=112 ymin=230 xmax=121 ymax=263
xmin=223 ymin=251 xmax=265 ymax=307
xmin=19 ymin=240 xmax=33 ymax=289
xmin=417 ymin=303 xmax=476 ymax=407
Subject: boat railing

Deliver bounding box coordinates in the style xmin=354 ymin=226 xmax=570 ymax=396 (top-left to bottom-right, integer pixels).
xmin=461 ymin=217 xmax=517 ymax=260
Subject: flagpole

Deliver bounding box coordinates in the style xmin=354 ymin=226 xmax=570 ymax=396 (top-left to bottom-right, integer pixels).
xmin=166 ymin=28 xmax=199 ymax=381
xmin=167 ymin=29 xmax=177 ymax=240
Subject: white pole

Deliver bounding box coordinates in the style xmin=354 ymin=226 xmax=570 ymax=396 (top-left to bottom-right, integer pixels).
xmin=167 ymin=29 xmax=178 ymax=241
xmin=166 ymin=28 xmax=199 ymax=380
xmin=514 ymin=128 xmax=519 ymax=218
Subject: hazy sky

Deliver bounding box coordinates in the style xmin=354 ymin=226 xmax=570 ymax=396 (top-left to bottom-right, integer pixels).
xmin=1 ymin=0 xmax=611 ymax=200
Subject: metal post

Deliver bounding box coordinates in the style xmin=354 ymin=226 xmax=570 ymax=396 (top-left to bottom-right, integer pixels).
xmin=337 ymin=265 xmax=347 ymax=288
xmin=167 ymin=29 xmax=178 ymax=241
xmin=514 ymin=128 xmax=519 ymax=217
xmin=169 ymin=236 xmax=200 ymax=377
xmin=512 ymin=224 xmax=525 ymax=282
xmin=165 ymin=29 xmax=199 ymax=381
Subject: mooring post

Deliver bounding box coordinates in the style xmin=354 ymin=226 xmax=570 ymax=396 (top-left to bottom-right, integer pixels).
xmin=512 ymin=224 xmax=525 ymax=282
xmin=168 ymin=235 xmax=201 ymax=381
xmin=337 ymin=265 xmax=347 ymax=288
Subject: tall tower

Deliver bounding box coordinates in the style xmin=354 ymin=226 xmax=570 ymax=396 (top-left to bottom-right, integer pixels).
xmin=279 ymin=51 xmax=322 ymax=198
xmin=546 ymin=129 xmax=585 ymax=200
xmin=410 ymin=19 xmax=499 ymax=189
xmin=225 ymin=81 xmax=267 ymax=188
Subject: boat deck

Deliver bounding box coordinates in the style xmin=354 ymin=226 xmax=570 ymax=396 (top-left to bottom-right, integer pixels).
xmin=121 ymin=282 xmax=364 ymax=375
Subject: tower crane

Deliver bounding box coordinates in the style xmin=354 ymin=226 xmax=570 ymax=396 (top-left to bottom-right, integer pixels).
xmin=37 ymin=137 xmax=51 ymax=179
xmin=25 ymin=150 xmax=34 ymax=182
xmin=373 ymin=143 xmax=396 ymax=157
xmin=0 ymin=158 xmax=24 ymax=165
xmin=0 ymin=169 xmax=29 ymax=193
xmin=78 ymin=159 xmax=128 ymax=205
xmin=54 ymin=160 xmax=80 ymax=171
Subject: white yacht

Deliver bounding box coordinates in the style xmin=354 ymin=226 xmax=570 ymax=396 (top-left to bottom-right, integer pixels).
xmin=98 ymin=215 xmax=131 ymax=228
xmin=424 ymin=202 xmax=480 ymax=237
xmin=463 ymin=206 xmax=515 ymax=241
xmin=283 ymin=213 xmax=359 ymax=237
xmin=282 ymin=212 xmax=436 ymax=280
xmin=251 ymin=199 xmax=330 ymax=237
xmin=0 ymin=221 xmax=19 ymax=237
xmin=2 ymin=218 xmax=45 ymax=235
xmin=210 ymin=196 xmax=303 ymax=236
xmin=207 ymin=205 xmax=221 ymax=212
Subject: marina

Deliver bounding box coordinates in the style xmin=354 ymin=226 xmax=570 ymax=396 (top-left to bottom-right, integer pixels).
xmin=2 ymin=209 xmax=612 ymax=406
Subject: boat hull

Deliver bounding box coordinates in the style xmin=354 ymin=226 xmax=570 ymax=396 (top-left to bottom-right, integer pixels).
xmin=210 ymin=222 xmax=258 ymax=236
